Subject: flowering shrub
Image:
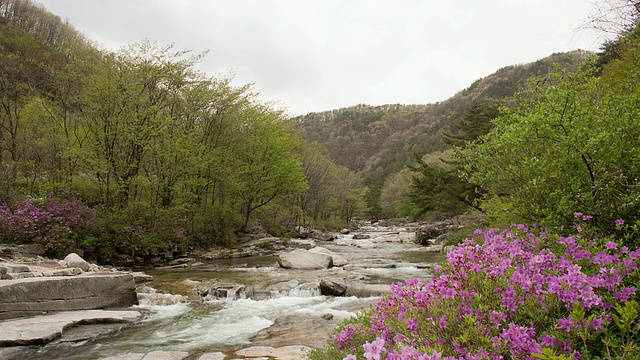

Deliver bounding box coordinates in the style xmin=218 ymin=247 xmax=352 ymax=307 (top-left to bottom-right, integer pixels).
xmin=0 ymin=192 xmax=97 ymax=256
xmin=308 ymin=217 xmax=640 ymax=359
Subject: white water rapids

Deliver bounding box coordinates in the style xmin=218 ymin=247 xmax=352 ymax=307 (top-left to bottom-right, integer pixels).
xmin=26 ymin=226 xmax=445 ymax=359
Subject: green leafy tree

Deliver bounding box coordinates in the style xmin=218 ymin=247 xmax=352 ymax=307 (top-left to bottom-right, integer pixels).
xmin=231 ymin=105 xmax=307 ymax=232
xmin=459 ymin=51 xmax=640 ymax=234
xmin=442 ymin=100 xmax=499 ymax=148
xmin=379 ymin=168 xmax=414 ymax=218
xmin=409 ymin=156 xmax=482 ymax=218
xmin=81 ymin=41 xmax=204 ymax=207
xmin=409 ymin=101 xmax=497 ymax=218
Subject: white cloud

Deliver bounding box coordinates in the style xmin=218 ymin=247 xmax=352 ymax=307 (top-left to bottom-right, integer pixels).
xmin=39 ymin=0 xmax=609 ymax=115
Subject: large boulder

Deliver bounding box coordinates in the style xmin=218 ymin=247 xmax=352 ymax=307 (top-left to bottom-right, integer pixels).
xmin=320 ymin=278 xmax=347 ymax=296
xmin=63 ymin=253 xmax=90 ymax=272
xmin=0 ymin=274 xmax=138 ymax=320
xmin=310 ymin=230 xmax=336 ymax=242
xmin=308 ymin=247 xmax=348 ymax=267
xmin=0 ymin=309 xmax=141 ymax=346
xmin=278 ymin=249 xmax=333 ymax=270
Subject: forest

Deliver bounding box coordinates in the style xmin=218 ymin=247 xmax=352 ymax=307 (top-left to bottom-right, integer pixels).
xmin=0 ymin=0 xmax=364 ymax=262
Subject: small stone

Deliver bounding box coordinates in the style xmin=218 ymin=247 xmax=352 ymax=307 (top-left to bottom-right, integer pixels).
xmin=321 ymin=313 xmax=334 ymax=320
xmin=132 ymin=272 xmax=154 ymax=284
xmin=63 ymin=253 xmax=90 ymax=272
xmin=352 ymin=233 xmax=370 ymax=239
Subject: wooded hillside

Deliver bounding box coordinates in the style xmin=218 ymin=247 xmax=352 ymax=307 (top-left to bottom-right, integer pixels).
xmin=294 ymin=51 xmax=590 ymax=216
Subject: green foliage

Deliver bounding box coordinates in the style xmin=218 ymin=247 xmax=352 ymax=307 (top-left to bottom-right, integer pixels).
xmin=296 ymin=52 xmax=588 ymax=217
xmin=0 ymin=3 xmax=336 ymax=261
xmin=442 ymin=100 xmax=499 ymax=148
xmin=409 ymin=157 xmax=475 ymax=218
xmin=378 ymin=168 xmax=414 ymax=218
xmin=408 ymin=100 xmax=498 ymax=219
xmin=459 ymin=51 xmax=640 ymax=237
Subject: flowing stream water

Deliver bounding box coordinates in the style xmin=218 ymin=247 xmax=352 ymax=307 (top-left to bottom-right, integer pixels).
xmin=27 ymin=225 xmax=446 ymax=359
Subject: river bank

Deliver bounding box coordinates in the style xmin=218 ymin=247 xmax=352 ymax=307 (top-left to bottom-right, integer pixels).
xmin=0 ymin=221 xmax=452 ymax=359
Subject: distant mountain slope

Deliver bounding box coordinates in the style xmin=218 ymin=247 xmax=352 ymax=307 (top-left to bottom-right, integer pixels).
xmin=293 ymin=50 xmax=591 ymax=215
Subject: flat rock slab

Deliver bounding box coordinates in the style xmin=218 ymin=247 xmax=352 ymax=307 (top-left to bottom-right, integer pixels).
xmin=278 ymin=249 xmax=333 ymax=270
xmin=102 ymin=352 xmax=191 ymax=360
xmin=0 ymin=309 xmax=141 ymax=346
xmin=197 ymin=353 xmax=226 ymax=360
xmin=236 ymin=345 xmax=313 ymax=359
xmin=0 ymin=273 xmax=137 ymax=320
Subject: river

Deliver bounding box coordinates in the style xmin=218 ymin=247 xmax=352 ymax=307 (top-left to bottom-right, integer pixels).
xmin=26 ymin=224 xmax=446 ymax=359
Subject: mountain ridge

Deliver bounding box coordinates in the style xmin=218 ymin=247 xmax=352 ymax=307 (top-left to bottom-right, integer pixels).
xmin=292 ymin=50 xmax=592 ymax=215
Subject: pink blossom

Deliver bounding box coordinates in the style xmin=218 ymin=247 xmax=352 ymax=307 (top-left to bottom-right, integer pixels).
xmin=363 ymin=337 xmax=386 ymax=360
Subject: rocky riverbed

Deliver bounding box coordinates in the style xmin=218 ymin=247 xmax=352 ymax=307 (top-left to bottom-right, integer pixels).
xmin=0 ymin=221 xmax=453 ymax=359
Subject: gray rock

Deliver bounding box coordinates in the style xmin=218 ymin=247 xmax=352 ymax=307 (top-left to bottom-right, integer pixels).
xmin=352 ymin=233 xmax=370 ymax=239
xmin=167 ymin=258 xmax=196 ymax=266
xmin=320 ymin=278 xmax=347 ymax=296
xmin=340 ymin=228 xmax=350 ymax=234
xmin=0 ymin=309 xmax=141 ymax=346
xmin=353 ymin=240 xmax=375 ymax=249
xmin=295 ymin=225 xmax=313 ymax=238
xmin=8 ymin=244 xmax=45 ymax=258
xmin=101 ymin=354 xmax=145 ymax=360
xmin=344 ymin=282 xmax=390 ymax=297
xmin=196 ymin=279 xmax=246 ymax=299
xmin=0 ymin=263 xmax=31 ymax=274
xmin=308 ymin=247 xmax=348 ymax=266
xmin=1 ymin=271 xmax=35 ymax=280
xmin=132 ymin=272 xmax=154 ymax=284
xmin=198 ymin=353 xmax=227 ymax=360
xmin=288 ymin=239 xmax=316 ymax=250
xmin=0 ymin=274 xmax=138 ymax=320
xmin=278 ymin=249 xmax=333 ymax=270
xmin=141 ymin=351 xmax=190 ymax=359
xmin=321 ymin=313 xmax=334 ymax=320
xmin=434 ymin=233 xmax=450 ymax=245
xmin=44 ymin=268 xmax=83 ymax=277
xmin=342 ymin=258 xmax=397 ymax=272
xmin=236 ymin=345 xmax=312 ymax=360
xmin=311 ymin=230 xmax=336 ymax=241
xmin=63 ymin=253 xmax=90 ymax=272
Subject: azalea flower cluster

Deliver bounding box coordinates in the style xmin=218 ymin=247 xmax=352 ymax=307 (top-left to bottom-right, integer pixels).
xmin=312 ymin=218 xmax=640 ymax=360
xmin=0 ymin=192 xmax=96 ymax=254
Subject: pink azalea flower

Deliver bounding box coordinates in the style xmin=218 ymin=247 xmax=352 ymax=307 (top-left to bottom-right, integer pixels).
xmin=363 ymin=337 xmax=386 ymax=360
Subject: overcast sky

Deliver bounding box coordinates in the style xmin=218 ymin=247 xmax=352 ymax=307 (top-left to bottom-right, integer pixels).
xmin=38 ymin=0 xmax=609 ymax=116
